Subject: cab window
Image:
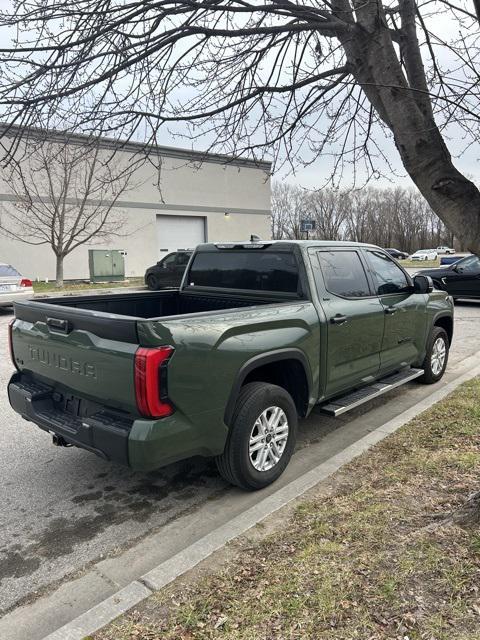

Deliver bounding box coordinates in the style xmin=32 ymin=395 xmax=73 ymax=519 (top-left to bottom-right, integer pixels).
xmin=317 ymin=250 xmax=370 ymax=298
xmin=365 ymin=250 xmax=410 ymax=295
xmin=457 ymin=255 xmax=480 ymax=273
xmin=161 ymin=254 xmax=177 ymax=268
xmin=188 ymin=251 xmax=299 ymax=292
xmin=176 ymin=253 xmax=190 ymax=266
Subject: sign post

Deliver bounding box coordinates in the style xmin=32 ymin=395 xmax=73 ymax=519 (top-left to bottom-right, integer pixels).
xmin=300 ymin=219 xmax=315 ymax=240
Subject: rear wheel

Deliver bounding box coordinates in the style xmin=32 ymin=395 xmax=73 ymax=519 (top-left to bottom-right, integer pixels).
xmin=216 ymin=382 xmax=297 ymax=491
xmin=146 ymin=274 xmax=159 ymax=290
xmin=419 ymin=327 xmax=449 ymax=384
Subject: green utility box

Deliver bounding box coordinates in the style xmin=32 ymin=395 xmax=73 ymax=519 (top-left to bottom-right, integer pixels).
xmin=88 ymin=249 xmax=126 ymax=283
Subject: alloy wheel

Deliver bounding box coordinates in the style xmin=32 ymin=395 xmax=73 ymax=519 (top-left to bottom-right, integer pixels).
xmin=431 ymin=336 xmax=446 ymax=375
xmin=248 ymin=406 xmax=289 ymax=472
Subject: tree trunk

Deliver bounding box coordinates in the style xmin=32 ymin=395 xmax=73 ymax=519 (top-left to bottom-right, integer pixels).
xmin=55 ymin=255 xmax=64 ymax=288
xmin=338 ymin=17 xmax=480 ymax=253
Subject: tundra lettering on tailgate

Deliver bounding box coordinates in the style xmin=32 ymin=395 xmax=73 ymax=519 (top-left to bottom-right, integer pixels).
xmin=28 ymin=345 xmax=97 ymax=379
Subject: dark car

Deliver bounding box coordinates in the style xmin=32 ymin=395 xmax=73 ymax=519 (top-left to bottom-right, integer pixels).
xmin=385 ymin=248 xmax=409 ymax=260
xmin=144 ymin=250 xmax=192 ymax=290
xmin=419 ymin=254 xmax=480 ymax=300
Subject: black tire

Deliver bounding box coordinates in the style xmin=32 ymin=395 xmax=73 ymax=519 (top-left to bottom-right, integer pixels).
xmin=419 ymin=326 xmax=449 ymax=384
xmin=146 ymin=274 xmax=159 ymax=290
xmin=216 ymin=382 xmax=298 ymax=491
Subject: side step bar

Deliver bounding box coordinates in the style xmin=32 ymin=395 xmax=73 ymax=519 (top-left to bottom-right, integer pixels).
xmin=320 ymin=368 xmax=424 ymax=417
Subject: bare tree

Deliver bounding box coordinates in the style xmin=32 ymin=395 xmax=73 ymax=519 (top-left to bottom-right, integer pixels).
xmin=0 ymin=136 xmax=136 ymax=286
xmin=271 ymin=183 xmax=307 ymax=239
xmin=273 ymin=181 xmax=453 ymax=252
xmin=309 ymin=190 xmax=350 ymax=240
xmin=0 ymin=1 xmax=479 ymax=249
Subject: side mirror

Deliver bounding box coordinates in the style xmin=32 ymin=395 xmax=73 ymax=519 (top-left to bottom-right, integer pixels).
xmin=413 ymin=274 xmax=434 ymax=294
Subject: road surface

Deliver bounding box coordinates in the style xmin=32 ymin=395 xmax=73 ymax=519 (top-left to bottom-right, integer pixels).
xmin=1 ymin=300 xmax=479 ymax=637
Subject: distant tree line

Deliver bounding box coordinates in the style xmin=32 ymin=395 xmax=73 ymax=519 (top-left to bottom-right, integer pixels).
xmin=271 ymin=183 xmax=457 ymax=253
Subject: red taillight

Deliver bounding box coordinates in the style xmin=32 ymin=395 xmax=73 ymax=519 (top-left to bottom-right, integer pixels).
xmin=8 ymin=319 xmax=18 ymax=370
xmin=20 ymin=278 xmax=32 ymax=288
xmin=134 ymin=346 xmax=174 ymax=418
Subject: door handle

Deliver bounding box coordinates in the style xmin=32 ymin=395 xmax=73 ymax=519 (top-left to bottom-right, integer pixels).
xmin=385 ymin=306 xmax=397 ymax=315
xmin=46 ymin=317 xmax=72 ymax=334
xmin=330 ymin=314 xmax=348 ymax=325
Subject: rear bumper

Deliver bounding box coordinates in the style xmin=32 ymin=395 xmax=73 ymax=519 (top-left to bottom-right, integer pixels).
xmin=8 ymin=373 xmax=228 ymax=470
xmin=8 ymin=373 xmax=132 ymax=465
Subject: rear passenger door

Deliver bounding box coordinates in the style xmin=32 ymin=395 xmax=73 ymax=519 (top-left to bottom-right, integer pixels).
xmin=315 ymin=249 xmax=385 ymax=398
xmin=363 ymin=249 xmax=424 ymax=373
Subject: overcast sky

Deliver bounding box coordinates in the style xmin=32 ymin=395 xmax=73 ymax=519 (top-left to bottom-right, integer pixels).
xmin=0 ymin=0 xmax=477 ymax=192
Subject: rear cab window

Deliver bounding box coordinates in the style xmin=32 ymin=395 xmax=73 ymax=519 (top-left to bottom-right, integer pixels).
xmin=0 ymin=265 xmax=21 ymax=277
xmin=186 ymin=250 xmax=300 ymax=294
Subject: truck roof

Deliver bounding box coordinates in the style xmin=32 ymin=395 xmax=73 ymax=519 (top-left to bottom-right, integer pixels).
xmin=196 ymin=240 xmax=380 ymax=251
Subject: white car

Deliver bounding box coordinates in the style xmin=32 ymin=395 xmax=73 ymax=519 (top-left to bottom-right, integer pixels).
xmin=410 ymin=250 xmax=438 ymax=261
xmin=0 ymin=263 xmax=34 ymax=307
xmin=436 ymin=246 xmax=455 ymax=254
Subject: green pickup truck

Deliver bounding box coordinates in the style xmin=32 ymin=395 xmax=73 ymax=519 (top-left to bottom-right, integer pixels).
xmin=8 ymin=241 xmax=453 ymax=490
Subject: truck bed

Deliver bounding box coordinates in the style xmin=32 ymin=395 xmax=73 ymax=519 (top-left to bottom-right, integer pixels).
xmin=35 ymin=289 xmax=277 ymax=317
xmin=13 ymin=290 xmax=281 ymax=343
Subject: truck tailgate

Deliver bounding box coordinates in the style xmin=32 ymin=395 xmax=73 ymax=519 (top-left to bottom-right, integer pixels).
xmin=11 ymin=302 xmax=139 ymax=414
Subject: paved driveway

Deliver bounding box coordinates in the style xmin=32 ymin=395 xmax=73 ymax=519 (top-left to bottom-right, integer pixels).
xmin=1 ymin=301 xmax=479 ymax=638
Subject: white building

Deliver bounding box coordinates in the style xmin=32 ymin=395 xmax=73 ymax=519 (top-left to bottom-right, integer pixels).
xmin=0 ymin=127 xmax=271 ymax=281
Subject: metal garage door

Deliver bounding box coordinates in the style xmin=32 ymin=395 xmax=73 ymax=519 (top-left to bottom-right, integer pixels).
xmin=156 ymin=214 xmax=206 ymax=255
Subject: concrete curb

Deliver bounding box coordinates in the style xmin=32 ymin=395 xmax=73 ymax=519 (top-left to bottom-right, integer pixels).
xmin=41 ymin=359 xmax=480 ymax=640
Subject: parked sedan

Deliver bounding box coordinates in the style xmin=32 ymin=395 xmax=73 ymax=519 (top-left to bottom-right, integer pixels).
xmin=420 ymin=254 xmax=480 ymax=300
xmin=385 ymin=248 xmax=409 ymax=260
xmin=0 ymin=263 xmax=33 ymax=307
xmin=144 ymin=250 xmax=192 ymax=290
xmin=410 ymin=249 xmax=438 ymax=261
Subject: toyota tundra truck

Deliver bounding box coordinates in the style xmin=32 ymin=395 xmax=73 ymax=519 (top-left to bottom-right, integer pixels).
xmin=7 ymin=241 xmax=454 ymax=490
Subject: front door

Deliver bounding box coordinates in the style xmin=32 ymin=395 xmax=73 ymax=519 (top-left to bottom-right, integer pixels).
xmin=363 ymin=248 xmax=424 ymax=373
xmin=444 ymin=255 xmax=480 ymax=297
xmin=173 ymin=252 xmax=191 ymax=286
xmin=314 ymin=249 xmax=386 ymax=398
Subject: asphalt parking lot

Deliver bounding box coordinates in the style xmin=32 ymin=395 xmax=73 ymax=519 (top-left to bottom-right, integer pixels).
xmin=1 ymin=300 xmax=480 ymax=639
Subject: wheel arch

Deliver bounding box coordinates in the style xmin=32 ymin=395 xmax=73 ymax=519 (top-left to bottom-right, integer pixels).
xmin=434 ymin=314 xmax=453 ymax=346
xmin=224 ymin=349 xmax=312 ymax=425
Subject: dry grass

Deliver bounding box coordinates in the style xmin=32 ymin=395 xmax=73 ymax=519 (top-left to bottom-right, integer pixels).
xmin=33 ymin=278 xmax=144 ymax=293
xmin=401 ymin=258 xmax=440 ymax=269
xmin=93 ymin=379 xmax=480 ymax=640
